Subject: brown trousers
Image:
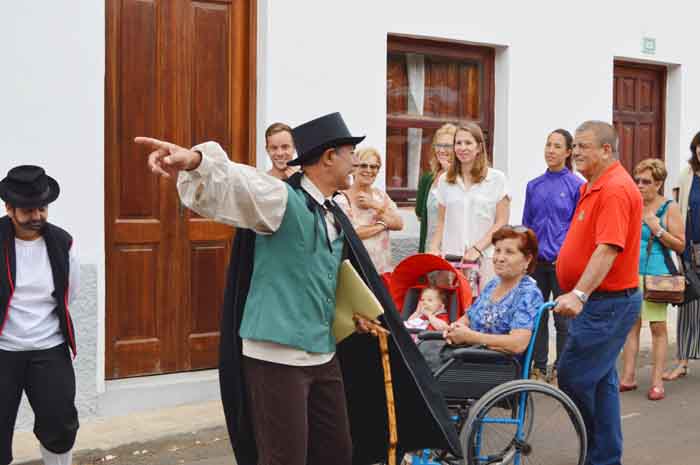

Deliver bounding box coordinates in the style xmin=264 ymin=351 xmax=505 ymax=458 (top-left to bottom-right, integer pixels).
xmin=243 ymin=355 xmax=352 ymax=465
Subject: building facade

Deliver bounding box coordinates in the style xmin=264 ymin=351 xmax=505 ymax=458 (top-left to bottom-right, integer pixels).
xmin=2 ymin=0 xmax=699 ymax=427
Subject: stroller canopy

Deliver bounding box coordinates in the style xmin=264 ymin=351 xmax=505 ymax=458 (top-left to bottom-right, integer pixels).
xmin=386 ymin=253 xmax=472 ymax=320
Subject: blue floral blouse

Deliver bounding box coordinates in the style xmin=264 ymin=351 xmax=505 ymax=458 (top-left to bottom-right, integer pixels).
xmin=467 ymin=276 xmax=543 ymax=335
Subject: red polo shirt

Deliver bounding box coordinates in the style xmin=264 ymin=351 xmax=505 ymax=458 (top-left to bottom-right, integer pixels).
xmin=556 ymin=161 xmax=642 ymax=292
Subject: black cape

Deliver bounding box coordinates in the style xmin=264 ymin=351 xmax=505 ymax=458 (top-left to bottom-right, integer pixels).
xmin=218 ymin=173 xmax=461 ymax=465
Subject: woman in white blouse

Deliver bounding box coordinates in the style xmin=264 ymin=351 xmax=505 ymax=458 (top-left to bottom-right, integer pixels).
xmin=428 ymin=122 xmax=510 ymax=289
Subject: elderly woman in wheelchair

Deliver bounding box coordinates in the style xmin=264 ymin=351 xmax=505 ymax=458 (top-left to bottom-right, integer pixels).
xmin=408 ymin=226 xmax=587 ymax=465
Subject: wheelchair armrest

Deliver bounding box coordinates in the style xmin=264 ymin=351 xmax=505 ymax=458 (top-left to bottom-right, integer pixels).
xmin=405 ymin=327 xmax=424 ymax=334
xmin=450 ymin=345 xmax=514 ymax=363
xmin=416 ymin=331 xmax=444 ymax=341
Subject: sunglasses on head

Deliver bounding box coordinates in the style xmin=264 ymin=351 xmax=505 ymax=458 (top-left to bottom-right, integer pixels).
xmin=354 ymin=163 xmax=380 ymax=171
xmin=633 ymin=177 xmax=653 ymax=186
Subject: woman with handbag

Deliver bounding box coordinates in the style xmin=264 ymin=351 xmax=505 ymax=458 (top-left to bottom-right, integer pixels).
xmin=620 ymin=159 xmax=685 ymax=400
xmin=664 ymin=131 xmax=700 ymax=381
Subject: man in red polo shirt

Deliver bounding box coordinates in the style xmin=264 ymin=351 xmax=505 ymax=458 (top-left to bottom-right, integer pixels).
xmin=554 ymin=121 xmax=642 ymax=465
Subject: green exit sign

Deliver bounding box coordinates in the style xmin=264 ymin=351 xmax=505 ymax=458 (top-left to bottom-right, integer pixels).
xmin=642 ymin=37 xmax=656 ymax=55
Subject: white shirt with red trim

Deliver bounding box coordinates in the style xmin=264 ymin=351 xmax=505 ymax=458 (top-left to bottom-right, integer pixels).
xmin=0 ymin=237 xmax=80 ymax=351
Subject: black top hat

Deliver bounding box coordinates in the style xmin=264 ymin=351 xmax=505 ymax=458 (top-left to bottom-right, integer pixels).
xmin=0 ymin=165 xmax=60 ymax=208
xmin=288 ymin=112 xmax=365 ymax=166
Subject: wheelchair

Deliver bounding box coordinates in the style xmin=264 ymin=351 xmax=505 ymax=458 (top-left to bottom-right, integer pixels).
xmin=406 ymin=302 xmax=587 ymax=465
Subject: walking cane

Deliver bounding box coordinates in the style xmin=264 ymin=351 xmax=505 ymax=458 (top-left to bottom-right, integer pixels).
xmin=378 ymin=330 xmax=398 ymax=465
xmin=357 ymin=317 xmax=398 ymax=465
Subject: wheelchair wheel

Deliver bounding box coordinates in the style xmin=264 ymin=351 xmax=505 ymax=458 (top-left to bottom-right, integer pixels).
xmin=460 ymin=380 xmax=586 ymax=465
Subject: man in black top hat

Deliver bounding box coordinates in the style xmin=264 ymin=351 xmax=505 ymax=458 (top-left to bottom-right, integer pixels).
xmin=136 ymin=112 xmax=460 ymax=465
xmin=0 ymin=166 xmax=80 ymax=465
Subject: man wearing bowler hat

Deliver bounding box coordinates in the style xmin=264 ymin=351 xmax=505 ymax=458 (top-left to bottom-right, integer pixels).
xmin=136 ymin=112 xmax=460 ymax=465
xmin=0 ymin=166 xmax=80 ymax=465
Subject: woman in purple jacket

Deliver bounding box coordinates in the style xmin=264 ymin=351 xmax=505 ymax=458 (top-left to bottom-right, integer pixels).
xmin=522 ymin=129 xmax=584 ymax=383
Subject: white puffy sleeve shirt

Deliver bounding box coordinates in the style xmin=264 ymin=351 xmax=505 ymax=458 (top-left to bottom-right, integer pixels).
xmin=435 ymin=168 xmax=509 ymax=257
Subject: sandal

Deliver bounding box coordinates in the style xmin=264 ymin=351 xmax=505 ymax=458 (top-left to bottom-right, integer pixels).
xmin=662 ymin=364 xmax=688 ymax=381
xmin=619 ymin=382 xmax=638 ymax=392
xmin=647 ymin=385 xmax=665 ymax=401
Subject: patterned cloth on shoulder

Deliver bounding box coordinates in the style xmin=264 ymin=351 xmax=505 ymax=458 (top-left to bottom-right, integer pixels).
xmin=467 ymin=276 xmax=543 ymax=335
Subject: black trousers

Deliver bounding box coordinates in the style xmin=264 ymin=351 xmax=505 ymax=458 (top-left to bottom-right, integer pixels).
xmin=243 ymin=355 xmax=352 ymax=465
xmin=530 ymin=262 xmax=569 ymax=371
xmin=0 ymin=344 xmax=79 ymax=465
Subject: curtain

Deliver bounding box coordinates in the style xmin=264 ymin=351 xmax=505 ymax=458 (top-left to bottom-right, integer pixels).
xmin=406 ymin=53 xmax=425 ymax=189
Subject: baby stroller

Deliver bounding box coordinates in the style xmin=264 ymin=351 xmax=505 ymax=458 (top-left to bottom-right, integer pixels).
xmin=384 ymin=255 xmax=588 ymax=465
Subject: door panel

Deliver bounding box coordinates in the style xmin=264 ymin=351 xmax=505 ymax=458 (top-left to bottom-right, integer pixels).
xmin=106 ymin=0 xmax=255 ymax=379
xmin=613 ymin=62 xmax=666 ymax=174
xmin=178 ymin=0 xmax=254 ymax=372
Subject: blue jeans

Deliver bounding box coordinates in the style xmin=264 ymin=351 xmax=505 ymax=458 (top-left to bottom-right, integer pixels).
xmin=557 ymin=291 xmax=641 ymax=465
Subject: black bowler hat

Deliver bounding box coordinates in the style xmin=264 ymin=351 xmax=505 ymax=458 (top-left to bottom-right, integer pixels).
xmin=0 ymin=165 xmax=60 ymax=208
xmin=288 ymin=112 xmax=365 ymax=166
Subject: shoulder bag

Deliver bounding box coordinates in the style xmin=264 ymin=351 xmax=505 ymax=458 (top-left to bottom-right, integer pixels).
xmin=682 ymin=204 xmax=700 ymax=304
xmin=643 ymin=201 xmax=685 ymax=304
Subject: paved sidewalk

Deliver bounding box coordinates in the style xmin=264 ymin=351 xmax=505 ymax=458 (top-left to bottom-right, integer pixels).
xmin=13 ymin=401 xmax=227 ymax=464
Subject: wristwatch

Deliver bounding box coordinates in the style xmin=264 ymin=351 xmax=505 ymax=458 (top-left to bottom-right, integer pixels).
xmin=654 ymin=228 xmax=665 ymax=239
xmin=572 ymin=289 xmax=588 ymax=304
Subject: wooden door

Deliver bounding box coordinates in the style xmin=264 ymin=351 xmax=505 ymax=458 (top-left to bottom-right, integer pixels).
xmin=105 ymin=0 xmax=256 ymax=379
xmin=613 ymin=61 xmax=666 ymax=173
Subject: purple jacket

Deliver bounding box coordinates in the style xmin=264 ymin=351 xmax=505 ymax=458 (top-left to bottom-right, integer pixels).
xmin=522 ymin=168 xmax=584 ymax=262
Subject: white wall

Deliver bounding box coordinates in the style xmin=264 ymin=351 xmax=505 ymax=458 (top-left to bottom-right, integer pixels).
xmin=1 ymin=0 xmax=105 ymax=263
xmin=260 ymin=0 xmax=700 ymax=231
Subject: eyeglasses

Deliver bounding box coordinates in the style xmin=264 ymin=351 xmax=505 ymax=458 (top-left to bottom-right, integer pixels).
xmin=354 ymin=163 xmax=381 ymax=171
xmin=633 ymin=177 xmax=654 ymax=186
xmin=433 ymin=144 xmax=453 ymax=150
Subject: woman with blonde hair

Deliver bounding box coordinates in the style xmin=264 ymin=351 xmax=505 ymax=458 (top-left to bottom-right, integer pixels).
xmin=415 ymin=123 xmax=457 ymax=252
xmin=428 ymin=122 xmax=510 ymax=290
xmin=336 ymin=147 xmax=403 ymax=273
xmin=619 ymin=158 xmax=685 ymax=400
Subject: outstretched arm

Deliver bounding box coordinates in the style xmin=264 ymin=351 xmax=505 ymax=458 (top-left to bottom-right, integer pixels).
xmin=136 ymin=137 xmax=288 ymax=234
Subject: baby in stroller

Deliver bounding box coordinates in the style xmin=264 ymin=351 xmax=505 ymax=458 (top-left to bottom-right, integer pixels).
xmin=404 ymin=286 xmax=451 ymax=332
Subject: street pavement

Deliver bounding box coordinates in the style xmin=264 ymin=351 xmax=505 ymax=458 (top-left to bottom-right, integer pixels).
xmin=18 ymin=360 xmax=700 ymax=465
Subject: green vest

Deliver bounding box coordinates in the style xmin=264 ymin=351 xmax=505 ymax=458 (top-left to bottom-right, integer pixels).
xmin=239 ymin=185 xmax=344 ymax=353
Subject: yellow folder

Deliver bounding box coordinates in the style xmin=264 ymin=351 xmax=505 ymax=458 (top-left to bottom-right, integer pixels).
xmin=333 ymin=260 xmax=385 ymax=343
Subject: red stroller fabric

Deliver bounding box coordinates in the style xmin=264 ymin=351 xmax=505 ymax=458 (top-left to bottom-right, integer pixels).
xmin=385 ymin=253 xmax=472 ymax=320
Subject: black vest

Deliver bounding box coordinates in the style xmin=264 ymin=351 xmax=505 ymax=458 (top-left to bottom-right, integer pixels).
xmin=0 ymin=216 xmax=77 ymax=356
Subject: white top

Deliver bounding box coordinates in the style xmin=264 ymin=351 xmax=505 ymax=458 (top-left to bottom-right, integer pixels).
xmin=434 ymin=168 xmax=509 ymax=258
xmin=0 ymin=237 xmax=80 ymax=351
xmin=177 ymin=141 xmax=337 ymax=366
xmin=425 ymin=187 xmax=440 ymax=250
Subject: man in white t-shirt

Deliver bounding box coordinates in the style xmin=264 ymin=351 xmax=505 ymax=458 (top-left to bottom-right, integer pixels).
xmin=0 ymin=166 xmax=80 ymax=465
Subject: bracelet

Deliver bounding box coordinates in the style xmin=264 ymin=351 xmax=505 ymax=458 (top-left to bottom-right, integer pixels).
xmin=376 ymin=220 xmax=387 ymax=230
xmin=472 ymin=245 xmax=483 ymax=257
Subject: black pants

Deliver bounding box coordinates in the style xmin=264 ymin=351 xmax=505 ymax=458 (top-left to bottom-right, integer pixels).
xmin=0 ymin=344 xmax=79 ymax=465
xmin=243 ymin=355 xmax=352 ymax=465
xmin=531 ymin=262 xmax=569 ymax=371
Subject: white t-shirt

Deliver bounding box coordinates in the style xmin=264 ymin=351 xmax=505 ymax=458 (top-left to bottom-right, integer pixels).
xmin=435 ymin=168 xmax=509 ymax=258
xmin=0 ymin=237 xmax=80 ymax=351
